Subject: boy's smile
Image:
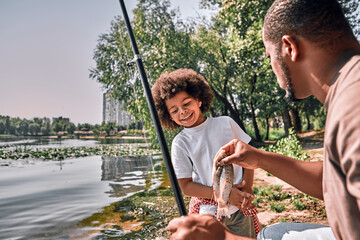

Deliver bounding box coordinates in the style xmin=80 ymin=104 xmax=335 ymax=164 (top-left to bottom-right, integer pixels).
xmin=165 ymin=91 xmax=205 ymax=128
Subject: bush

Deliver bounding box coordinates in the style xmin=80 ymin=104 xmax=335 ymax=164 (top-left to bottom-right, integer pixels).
xmin=270 ymin=202 xmax=286 ymax=213
xmin=293 ymin=200 xmax=307 ymax=210
xmin=262 ymin=128 xmax=309 ymax=161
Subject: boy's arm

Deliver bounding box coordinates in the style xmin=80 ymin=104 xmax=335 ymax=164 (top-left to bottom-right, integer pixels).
xmin=242 ymin=168 xmax=254 ymax=194
xmin=178 ymin=178 xmax=213 ymax=199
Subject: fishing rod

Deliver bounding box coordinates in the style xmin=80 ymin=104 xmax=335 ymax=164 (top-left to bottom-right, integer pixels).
xmin=118 ymin=0 xmax=187 ymax=216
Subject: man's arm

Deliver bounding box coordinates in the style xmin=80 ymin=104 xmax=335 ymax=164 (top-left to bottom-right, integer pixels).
xmin=218 ymin=139 xmax=324 ymax=200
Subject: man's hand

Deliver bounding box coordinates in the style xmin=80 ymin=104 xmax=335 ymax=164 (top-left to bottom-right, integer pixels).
xmin=216 ymin=139 xmax=263 ymax=170
xmin=167 ymin=214 xmax=227 ymax=240
xmin=167 ymin=214 xmax=255 ymax=240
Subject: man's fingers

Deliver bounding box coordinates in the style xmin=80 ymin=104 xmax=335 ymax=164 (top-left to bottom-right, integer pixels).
xmin=219 ymin=156 xmax=233 ymax=166
xmin=167 ymin=216 xmax=185 ymax=233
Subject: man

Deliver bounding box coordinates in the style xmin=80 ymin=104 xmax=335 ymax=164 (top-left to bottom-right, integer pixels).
xmin=167 ymin=0 xmax=360 ymax=239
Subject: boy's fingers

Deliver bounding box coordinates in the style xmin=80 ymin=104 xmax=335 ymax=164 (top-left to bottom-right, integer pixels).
xmin=233 ymin=180 xmax=246 ymax=189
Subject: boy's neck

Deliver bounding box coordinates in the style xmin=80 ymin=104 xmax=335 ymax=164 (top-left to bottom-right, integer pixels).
xmin=187 ymin=115 xmax=207 ymax=128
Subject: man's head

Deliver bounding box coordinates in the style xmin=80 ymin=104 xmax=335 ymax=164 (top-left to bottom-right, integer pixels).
xmin=263 ymin=0 xmax=355 ymax=102
xmin=263 ymin=0 xmax=354 ymax=49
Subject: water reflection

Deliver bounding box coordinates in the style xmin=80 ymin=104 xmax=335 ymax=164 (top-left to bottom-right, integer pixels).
xmin=101 ymin=155 xmax=162 ymax=198
xmin=0 ymin=153 xmax=163 ymax=239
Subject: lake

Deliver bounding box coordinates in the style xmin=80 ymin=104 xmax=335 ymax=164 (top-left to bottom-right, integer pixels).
xmin=0 ymin=137 xmax=163 ymax=239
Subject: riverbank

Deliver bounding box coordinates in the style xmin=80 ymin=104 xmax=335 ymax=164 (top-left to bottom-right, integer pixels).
xmin=79 ymin=130 xmax=327 ymax=239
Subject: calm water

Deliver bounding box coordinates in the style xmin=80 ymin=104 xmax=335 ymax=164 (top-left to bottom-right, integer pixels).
xmin=0 ymin=138 xmax=162 ymax=240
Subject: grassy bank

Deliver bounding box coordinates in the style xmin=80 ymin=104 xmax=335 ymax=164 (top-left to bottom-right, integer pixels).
xmin=74 ymin=130 xmax=327 ymax=239
xmin=75 ymin=175 xmax=327 ymax=239
xmin=75 ymin=186 xmax=181 ymax=240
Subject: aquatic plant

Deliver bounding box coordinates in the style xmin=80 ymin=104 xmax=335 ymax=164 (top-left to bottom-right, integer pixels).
xmin=0 ymin=143 xmax=161 ymax=160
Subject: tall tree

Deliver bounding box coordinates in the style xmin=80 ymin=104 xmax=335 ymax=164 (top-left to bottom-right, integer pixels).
xmin=90 ymin=0 xmax=198 ymax=131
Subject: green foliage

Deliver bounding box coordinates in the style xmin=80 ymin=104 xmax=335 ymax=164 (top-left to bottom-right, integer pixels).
xmin=338 ymin=0 xmax=360 ymax=38
xmin=293 ymin=200 xmax=307 ymax=210
xmin=270 ymin=202 xmax=286 ymax=213
xmin=263 ymin=128 xmax=310 ymax=161
xmin=89 ymin=0 xmax=359 ymax=143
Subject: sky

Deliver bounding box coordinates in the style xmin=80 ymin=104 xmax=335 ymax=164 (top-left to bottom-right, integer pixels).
xmin=0 ymin=0 xmax=215 ymax=125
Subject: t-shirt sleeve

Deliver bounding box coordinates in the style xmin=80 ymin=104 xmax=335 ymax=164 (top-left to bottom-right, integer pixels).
xmin=171 ymin=139 xmax=193 ymax=179
xmin=336 ymin=82 xmax=360 ymax=200
xmin=229 ymin=117 xmax=251 ymax=144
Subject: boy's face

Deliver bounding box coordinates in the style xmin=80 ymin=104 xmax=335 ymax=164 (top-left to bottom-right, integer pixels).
xmin=165 ymin=91 xmax=205 ymax=128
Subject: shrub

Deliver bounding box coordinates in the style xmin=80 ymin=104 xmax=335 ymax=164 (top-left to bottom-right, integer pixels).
xmin=293 ymin=200 xmax=307 ymax=210
xmin=270 ymin=202 xmax=286 ymax=213
xmin=262 ymin=128 xmax=309 ymax=161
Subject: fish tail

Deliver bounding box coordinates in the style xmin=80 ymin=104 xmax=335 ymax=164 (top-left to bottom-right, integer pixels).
xmin=217 ymin=206 xmax=231 ymax=219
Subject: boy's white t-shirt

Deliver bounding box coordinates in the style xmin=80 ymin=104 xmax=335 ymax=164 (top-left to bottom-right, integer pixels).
xmin=171 ymin=116 xmax=251 ymax=215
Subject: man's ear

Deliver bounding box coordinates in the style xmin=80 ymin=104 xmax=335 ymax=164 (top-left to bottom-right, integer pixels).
xmin=282 ymin=35 xmax=299 ymax=62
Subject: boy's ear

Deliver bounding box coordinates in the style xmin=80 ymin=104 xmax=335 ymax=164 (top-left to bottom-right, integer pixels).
xmin=198 ymin=100 xmax=202 ymax=107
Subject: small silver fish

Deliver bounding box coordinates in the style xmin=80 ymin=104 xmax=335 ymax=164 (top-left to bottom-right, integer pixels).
xmin=212 ymin=150 xmax=234 ymax=219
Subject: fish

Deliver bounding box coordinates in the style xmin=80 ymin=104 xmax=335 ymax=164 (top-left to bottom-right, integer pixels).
xmin=212 ymin=150 xmax=234 ymax=219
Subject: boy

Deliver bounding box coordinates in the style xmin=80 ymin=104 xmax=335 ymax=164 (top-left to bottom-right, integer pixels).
xmin=152 ymin=68 xmax=260 ymax=237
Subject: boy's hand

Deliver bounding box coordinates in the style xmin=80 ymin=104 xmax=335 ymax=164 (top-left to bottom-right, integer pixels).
xmin=228 ymin=184 xmax=255 ymax=210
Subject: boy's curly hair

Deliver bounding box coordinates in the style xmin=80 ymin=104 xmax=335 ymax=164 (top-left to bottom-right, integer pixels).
xmin=152 ymin=68 xmax=214 ymax=130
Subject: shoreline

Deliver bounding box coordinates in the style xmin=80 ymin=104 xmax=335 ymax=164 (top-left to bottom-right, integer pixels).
xmin=48 ymin=135 xmax=147 ymax=140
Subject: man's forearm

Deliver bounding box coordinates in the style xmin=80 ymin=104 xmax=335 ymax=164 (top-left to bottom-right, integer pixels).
xmin=259 ymin=150 xmax=323 ymax=199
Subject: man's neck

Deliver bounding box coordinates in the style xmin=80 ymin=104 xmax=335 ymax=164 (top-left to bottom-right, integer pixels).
xmin=312 ymin=44 xmax=360 ymax=103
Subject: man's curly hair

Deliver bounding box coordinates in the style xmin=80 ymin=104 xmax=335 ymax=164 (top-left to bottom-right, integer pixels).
xmin=152 ymin=68 xmax=214 ymax=130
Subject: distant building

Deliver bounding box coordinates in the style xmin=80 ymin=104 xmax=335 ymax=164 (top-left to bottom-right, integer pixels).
xmin=103 ymin=89 xmax=134 ymax=127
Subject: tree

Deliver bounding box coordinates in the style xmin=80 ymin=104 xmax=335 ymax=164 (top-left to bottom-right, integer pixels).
xmin=191 ymin=25 xmax=248 ymax=131
xmin=0 ymin=122 xmax=5 ymax=134
xmin=102 ymin=122 xmax=116 ymax=135
xmin=90 ymin=0 xmax=198 ymax=133
xmin=18 ymin=119 xmax=29 ymax=135
xmin=66 ymin=123 xmax=76 ymax=134
xmin=29 ymin=123 xmax=41 ymax=135
xmin=41 ymin=119 xmax=51 ymax=136
xmin=214 ymin=0 xmax=276 ymax=141
xmin=339 ymin=0 xmax=360 ymax=39
xmin=52 ymin=122 xmax=62 ymax=134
